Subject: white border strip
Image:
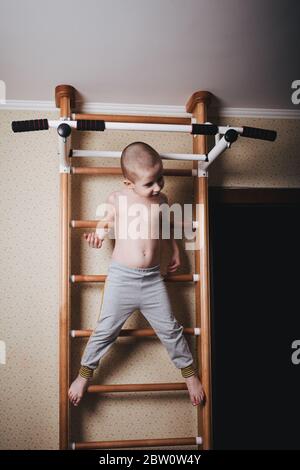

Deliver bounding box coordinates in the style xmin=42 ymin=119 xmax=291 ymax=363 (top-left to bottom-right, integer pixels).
xmin=1 ymin=99 xmax=300 ymax=119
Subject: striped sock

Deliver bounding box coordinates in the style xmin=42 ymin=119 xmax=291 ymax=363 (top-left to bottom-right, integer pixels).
xmin=79 ymin=365 xmax=94 ymax=379
xmin=181 ymin=363 xmax=198 ymax=378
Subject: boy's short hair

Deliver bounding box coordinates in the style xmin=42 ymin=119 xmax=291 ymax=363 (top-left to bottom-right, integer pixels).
xmin=121 ymin=142 xmax=162 ymax=182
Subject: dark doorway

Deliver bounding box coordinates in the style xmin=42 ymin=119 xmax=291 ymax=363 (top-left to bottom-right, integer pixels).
xmin=209 ymin=190 xmax=300 ymax=449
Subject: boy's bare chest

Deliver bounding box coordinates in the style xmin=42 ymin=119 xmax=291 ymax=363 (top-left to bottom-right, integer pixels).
xmin=115 ymin=200 xmax=162 ymax=237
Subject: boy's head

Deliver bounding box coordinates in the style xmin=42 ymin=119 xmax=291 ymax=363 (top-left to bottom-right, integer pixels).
xmin=121 ymin=142 xmax=164 ymax=198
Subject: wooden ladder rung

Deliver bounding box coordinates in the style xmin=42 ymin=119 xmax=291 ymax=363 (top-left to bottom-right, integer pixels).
xmin=87 ymin=382 xmax=187 ymax=393
xmin=71 ymin=167 xmax=194 ymax=176
xmin=71 ymin=274 xmax=196 ymax=283
xmin=72 ymin=436 xmax=202 ymax=450
xmin=71 ymin=220 xmax=113 ymax=229
xmin=72 ymin=113 xmax=191 ymax=125
xmin=71 ymin=327 xmax=198 ymax=338
xmin=70 ymin=219 xmax=194 ymax=229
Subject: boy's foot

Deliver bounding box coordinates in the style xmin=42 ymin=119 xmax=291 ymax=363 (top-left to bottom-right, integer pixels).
xmin=185 ymin=374 xmax=205 ymax=406
xmin=68 ymin=375 xmax=89 ymax=406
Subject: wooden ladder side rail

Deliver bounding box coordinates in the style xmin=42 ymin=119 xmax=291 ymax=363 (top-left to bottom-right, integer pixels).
xmin=186 ymin=91 xmax=213 ymax=450
xmin=57 ymin=84 xmax=76 ymax=450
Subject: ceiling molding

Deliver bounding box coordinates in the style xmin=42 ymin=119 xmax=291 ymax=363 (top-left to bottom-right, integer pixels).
xmin=1 ymin=99 xmax=300 ymax=119
xmin=213 ymin=107 xmax=300 ymax=119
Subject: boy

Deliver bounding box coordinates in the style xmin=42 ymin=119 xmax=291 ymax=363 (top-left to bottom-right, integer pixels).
xmin=68 ymin=142 xmax=204 ymax=407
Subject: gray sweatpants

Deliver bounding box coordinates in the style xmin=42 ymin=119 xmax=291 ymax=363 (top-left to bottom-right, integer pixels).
xmin=81 ymin=259 xmax=194 ymax=371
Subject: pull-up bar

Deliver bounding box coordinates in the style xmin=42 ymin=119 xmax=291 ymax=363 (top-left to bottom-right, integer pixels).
xmin=11 ymin=118 xmax=277 ymax=169
xmin=71 ymin=150 xmax=207 ymax=162
xmin=11 ymin=118 xmax=277 ymax=141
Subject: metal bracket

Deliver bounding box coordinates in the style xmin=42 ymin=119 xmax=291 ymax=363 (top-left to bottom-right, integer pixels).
xmin=191 ymin=163 xmax=208 ymax=177
xmin=59 ymin=165 xmax=71 ymax=174
xmin=198 ymin=159 xmax=208 ymax=177
xmin=58 ymin=126 xmax=71 ymax=173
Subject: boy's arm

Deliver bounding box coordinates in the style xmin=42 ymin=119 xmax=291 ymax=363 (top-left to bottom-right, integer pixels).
xmin=95 ymin=192 xmax=116 ymax=240
xmin=160 ymin=193 xmax=179 ymax=251
xmin=160 ymin=193 xmax=180 ymax=272
xmin=84 ymin=192 xmax=116 ymax=249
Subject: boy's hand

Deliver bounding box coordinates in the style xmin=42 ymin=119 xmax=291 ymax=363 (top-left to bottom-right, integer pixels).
xmin=167 ymin=250 xmax=181 ymax=273
xmin=83 ymin=232 xmax=103 ymax=249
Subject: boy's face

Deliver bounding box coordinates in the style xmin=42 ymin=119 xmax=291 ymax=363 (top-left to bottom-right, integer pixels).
xmin=124 ymin=163 xmax=164 ymax=198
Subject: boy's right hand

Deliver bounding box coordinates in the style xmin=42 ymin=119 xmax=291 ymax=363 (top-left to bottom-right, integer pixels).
xmin=83 ymin=232 xmax=103 ymax=249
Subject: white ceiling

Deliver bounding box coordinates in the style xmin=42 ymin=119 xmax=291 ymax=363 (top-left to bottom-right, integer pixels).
xmin=1 ymin=0 xmax=299 ymax=111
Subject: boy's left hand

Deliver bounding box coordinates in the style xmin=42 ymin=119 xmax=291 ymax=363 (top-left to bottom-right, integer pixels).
xmin=167 ymin=251 xmax=181 ymax=273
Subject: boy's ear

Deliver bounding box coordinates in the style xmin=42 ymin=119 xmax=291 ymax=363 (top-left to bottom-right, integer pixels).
xmin=123 ymin=178 xmax=134 ymax=188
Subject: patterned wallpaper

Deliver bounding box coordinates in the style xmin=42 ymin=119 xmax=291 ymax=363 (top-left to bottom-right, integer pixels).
xmin=0 ymin=109 xmax=299 ymax=449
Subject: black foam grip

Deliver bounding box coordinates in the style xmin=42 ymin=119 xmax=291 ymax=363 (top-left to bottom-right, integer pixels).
xmin=76 ymin=120 xmax=105 ymax=131
xmin=191 ymin=124 xmax=218 ymax=136
xmin=12 ymin=119 xmax=49 ymax=133
xmin=242 ymin=126 xmax=277 ymax=142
